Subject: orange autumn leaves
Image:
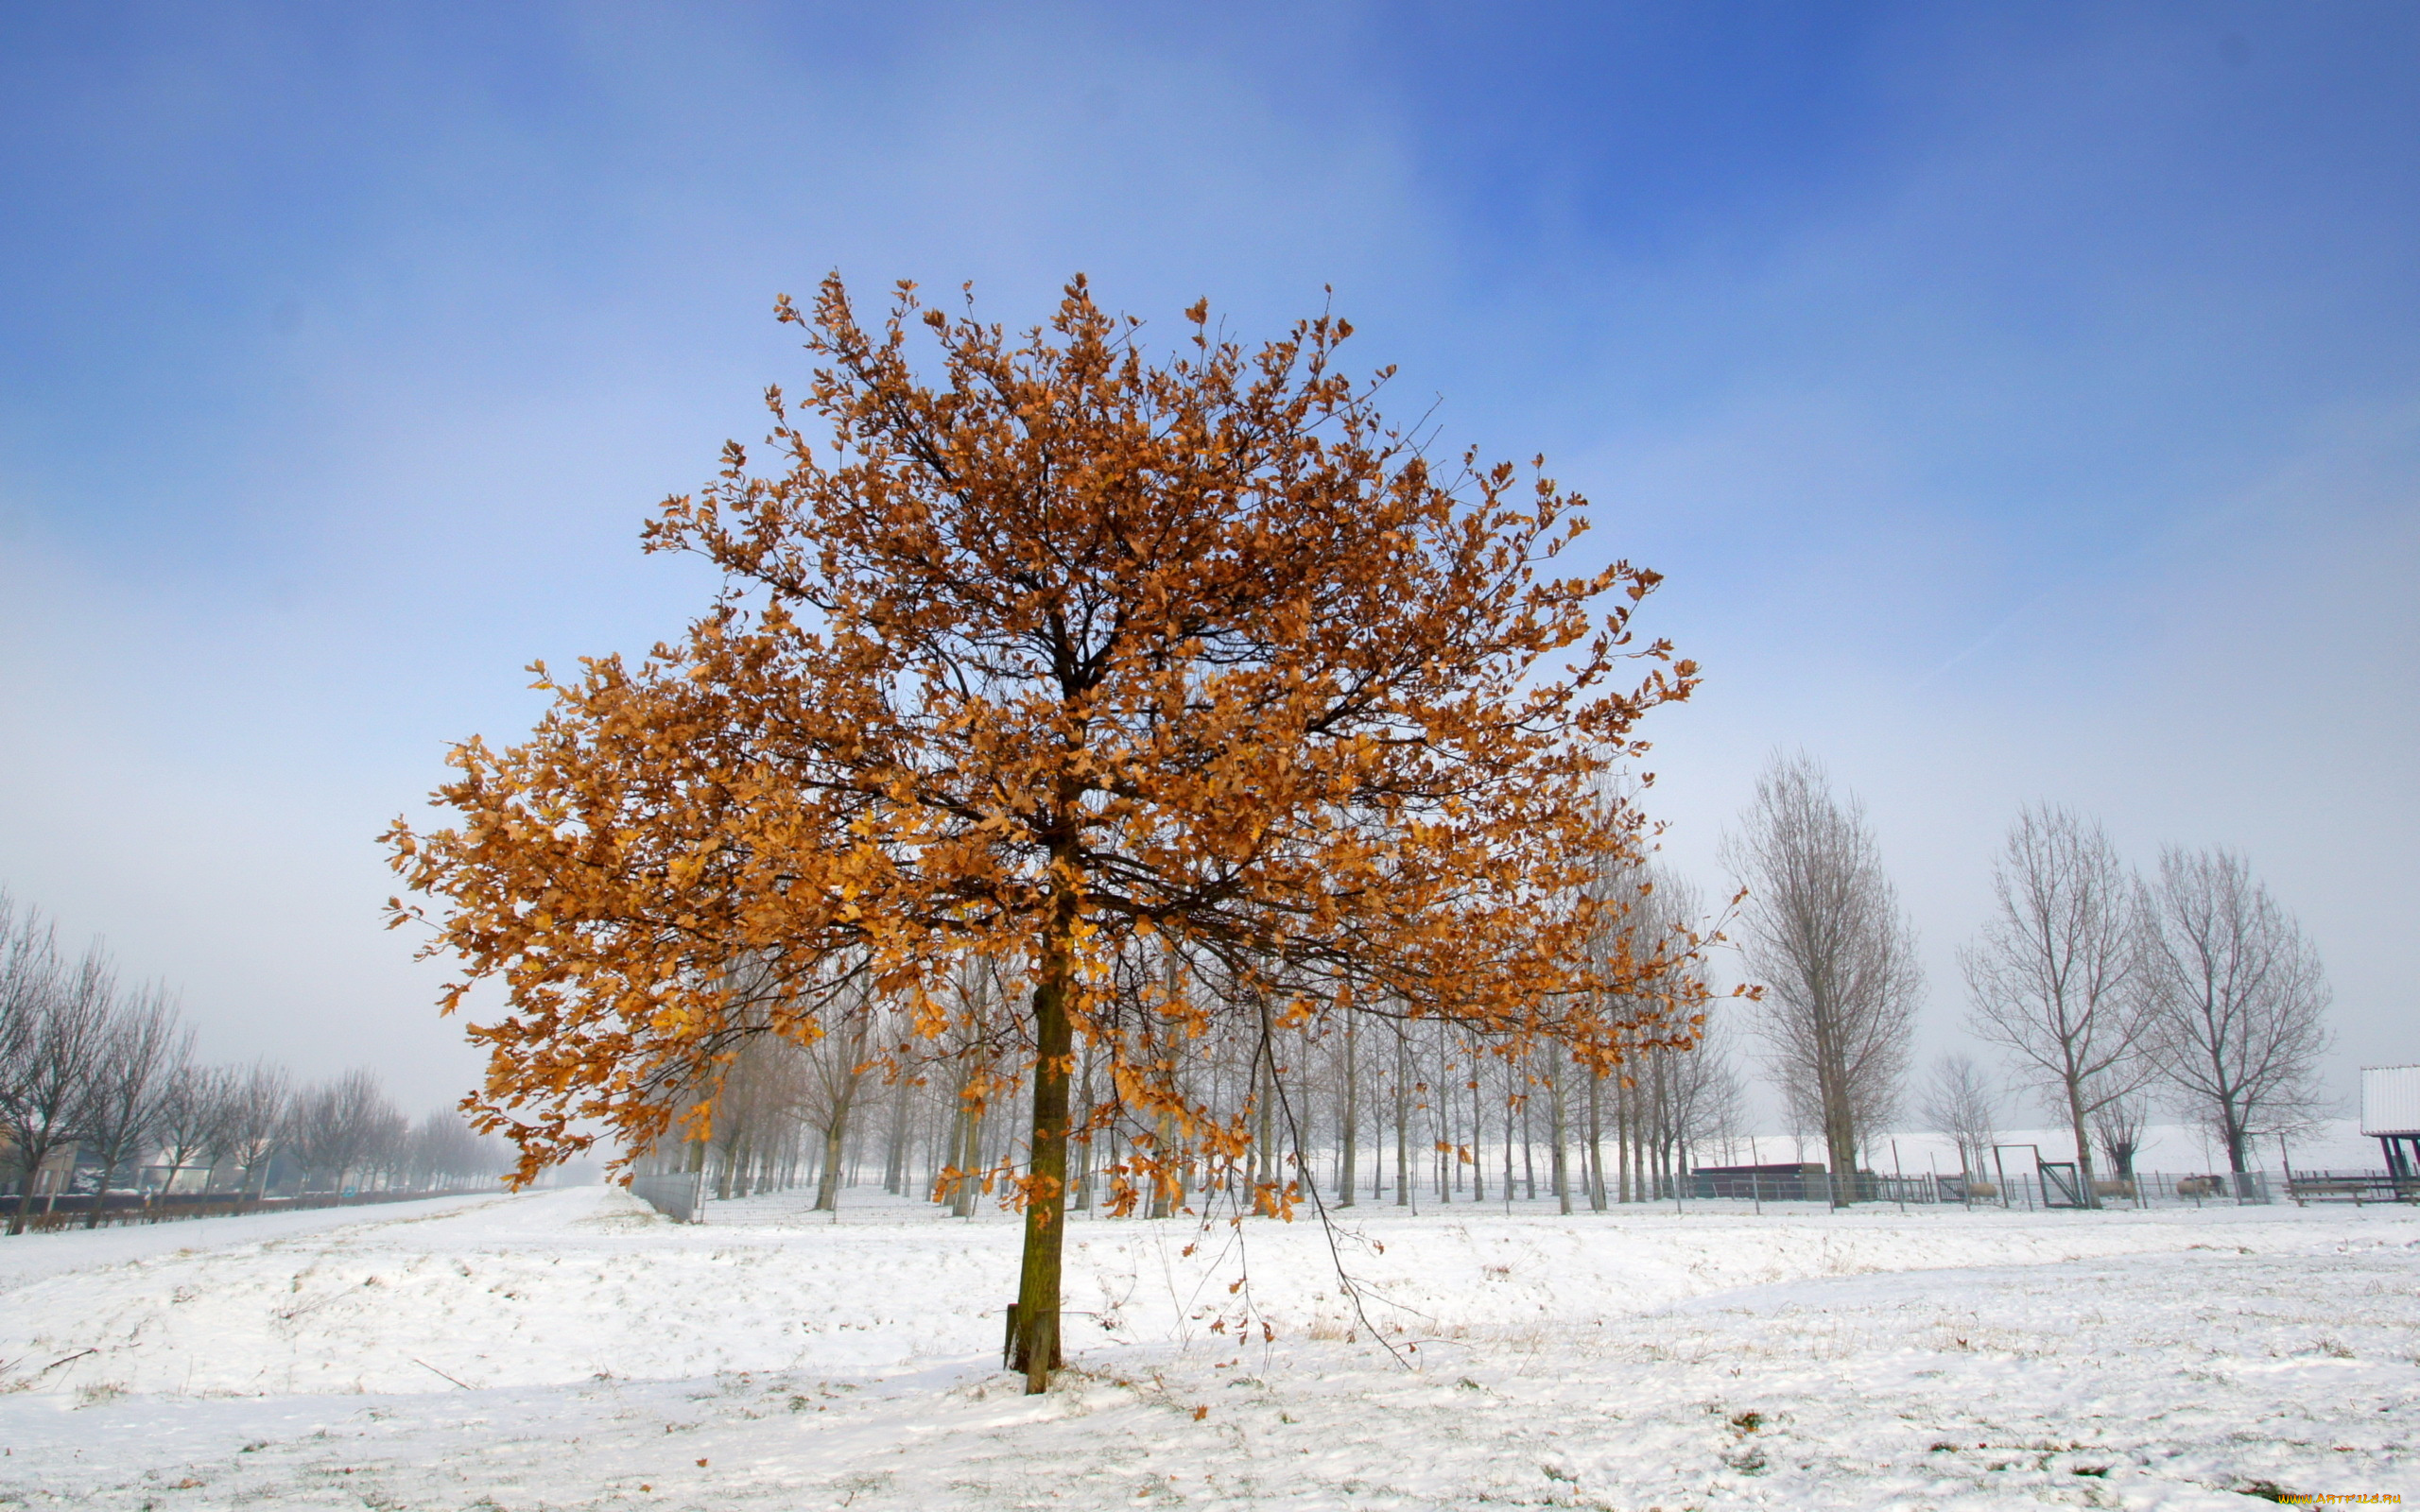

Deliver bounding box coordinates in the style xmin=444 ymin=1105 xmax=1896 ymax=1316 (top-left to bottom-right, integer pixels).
xmin=383 ymin=273 xmax=1711 ymax=1192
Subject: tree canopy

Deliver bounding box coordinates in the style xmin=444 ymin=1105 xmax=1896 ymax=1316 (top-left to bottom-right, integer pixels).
xmin=386 ymin=274 xmax=1710 ymax=1389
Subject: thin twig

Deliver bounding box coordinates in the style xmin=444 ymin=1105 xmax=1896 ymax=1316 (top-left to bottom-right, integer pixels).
xmin=411 ymin=1357 xmax=474 ymax=1390
xmin=1267 ymin=1006 xmax=1413 ymax=1370
xmin=32 ymin=1348 xmax=95 ymax=1378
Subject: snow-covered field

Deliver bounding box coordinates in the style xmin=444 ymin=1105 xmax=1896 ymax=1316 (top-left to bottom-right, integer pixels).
xmin=0 ymin=1186 xmax=2412 ymax=1509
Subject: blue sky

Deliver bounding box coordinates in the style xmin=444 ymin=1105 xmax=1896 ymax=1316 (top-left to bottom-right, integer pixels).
xmin=2 ymin=2 xmax=2413 ymax=1124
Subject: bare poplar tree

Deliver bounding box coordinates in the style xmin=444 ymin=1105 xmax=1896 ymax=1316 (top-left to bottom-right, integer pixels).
xmin=1597 ymin=863 xmax=1746 ymax=1194
xmin=2 ymin=924 xmax=112 ymax=1232
xmin=78 ymin=984 xmax=190 ymax=1226
xmin=806 ymin=999 xmax=876 ymax=1212
xmin=1961 ymin=805 xmax=2153 ymax=1205
xmin=0 ymin=892 xmax=42 ymax=1103
xmin=215 ymin=1061 xmax=291 ymax=1209
xmin=1724 ymin=753 xmax=1921 ymax=1202
xmin=2138 ymin=846 xmax=2331 ymax=1178
xmin=287 ymin=1069 xmax=402 ymax=1196
xmin=1659 ymin=1011 xmax=1747 ymax=1169
xmin=0 ymin=896 xmax=64 ymax=1228
xmin=151 ymin=1060 xmax=224 ymax=1196
xmin=359 ymin=1092 xmax=411 ymax=1189
xmin=408 ymin=1108 xmax=504 ymax=1190
xmin=1630 ymin=873 xmax=1741 ymax=1182
xmin=1920 ymin=1053 xmax=1999 ymax=1180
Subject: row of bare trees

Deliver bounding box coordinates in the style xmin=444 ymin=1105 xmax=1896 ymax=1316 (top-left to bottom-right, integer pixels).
xmin=646 ymin=755 xmax=2334 ymax=1219
xmin=1950 ymin=805 xmax=2330 ymax=1197
xmin=666 ymin=1002 xmax=1759 ymax=1220
xmin=1721 ymin=756 xmax=2333 ymax=1204
xmin=650 ymin=850 xmax=1754 ymax=1220
xmin=0 ymin=891 xmax=504 ymax=1233
xmin=633 ymin=784 xmax=2330 ymax=1217
xmin=627 ymin=765 xmax=2335 ymax=1222
xmin=1725 ymin=755 xmax=1925 ymax=1191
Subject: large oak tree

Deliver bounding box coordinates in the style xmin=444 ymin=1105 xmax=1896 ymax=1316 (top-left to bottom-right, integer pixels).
xmin=387 ymin=276 xmax=1707 ymax=1391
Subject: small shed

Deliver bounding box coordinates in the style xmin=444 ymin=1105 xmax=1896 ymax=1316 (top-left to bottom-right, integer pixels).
xmin=1691 ymin=1162 xmax=1826 ymax=1200
xmin=2359 ymin=1065 xmax=2420 ymax=1180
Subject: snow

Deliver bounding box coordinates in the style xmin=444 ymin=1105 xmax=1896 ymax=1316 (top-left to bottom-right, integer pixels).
xmin=1 ymin=1184 xmax=2413 ymax=1508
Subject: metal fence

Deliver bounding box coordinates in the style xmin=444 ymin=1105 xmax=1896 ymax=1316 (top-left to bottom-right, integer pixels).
xmin=629 ymin=1170 xmax=706 ymax=1224
xmin=2283 ymin=1169 xmax=2420 ymax=1206
xmin=1974 ymin=1169 xmax=2276 ymax=1210
xmin=0 ymin=1187 xmax=493 ymax=1234
xmin=1676 ymin=1168 xmax=2284 ymax=1211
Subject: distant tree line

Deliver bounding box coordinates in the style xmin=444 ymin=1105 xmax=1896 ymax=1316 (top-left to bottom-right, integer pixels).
xmin=649 ymin=750 xmax=2339 ymax=1219
xmin=1724 ymin=754 xmax=2332 ymax=1206
xmin=645 ymin=989 xmax=1761 ymax=1221
xmin=636 ymin=840 xmax=1761 ymax=1221
xmin=16 ymin=724 xmax=2334 ymax=1244
xmin=0 ymin=892 xmax=505 ymax=1233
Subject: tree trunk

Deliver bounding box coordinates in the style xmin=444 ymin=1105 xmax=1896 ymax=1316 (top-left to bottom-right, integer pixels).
xmin=1816 ymin=1011 xmax=1858 ymax=1206
xmin=1520 ymin=1067 xmax=1537 ymax=1199
xmin=815 ymin=1116 xmax=848 ymax=1211
xmin=1501 ymin=1062 xmax=1515 ymax=1205
xmin=8 ymin=1146 xmax=48 ymax=1234
xmin=1616 ymin=1074 xmax=1635 ymax=1204
xmin=1148 ymin=1108 xmax=1179 ymax=1218
xmin=882 ymin=1083 xmax=910 ymax=1195
xmin=954 ymin=1099 xmax=984 ymax=1217
xmin=1392 ymin=1033 xmax=1410 ymax=1208
xmin=84 ymin=1148 xmax=121 ymax=1229
xmin=1469 ymin=1057 xmax=1485 ymax=1203
xmin=936 ymin=1104 xmax=961 ymax=1206
xmin=2217 ymin=1077 xmax=2252 ymax=1176
xmin=1373 ymin=1095 xmax=1386 ymax=1201
xmin=1253 ymin=1040 xmax=1276 ymax=1210
xmin=1549 ymin=1048 xmax=1571 ymax=1215
xmin=1011 ymin=948 xmax=1075 ymax=1394
xmin=1149 ymin=947 xmax=1185 ymax=1220
xmin=2064 ymin=1076 xmax=2101 ymax=1209
xmin=1586 ymin=1069 xmax=1607 ymax=1211
xmin=1338 ymin=1010 xmax=1358 ymax=1208
xmin=1435 ymin=1035 xmax=1452 ymax=1206
xmin=1071 ymin=1044 xmax=1096 ymax=1211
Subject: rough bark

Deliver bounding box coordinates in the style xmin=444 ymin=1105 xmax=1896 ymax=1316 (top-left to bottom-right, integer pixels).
xmin=1010 ymin=936 xmax=1075 ymax=1392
